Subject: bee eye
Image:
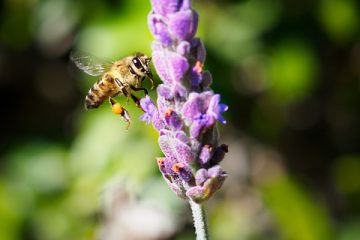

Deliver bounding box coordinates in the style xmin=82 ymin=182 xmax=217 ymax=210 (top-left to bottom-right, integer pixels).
xmin=132 ymin=57 xmax=142 ymax=69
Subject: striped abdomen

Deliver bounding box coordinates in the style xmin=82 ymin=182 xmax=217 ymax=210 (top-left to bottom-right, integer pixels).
xmin=85 ymin=74 xmax=120 ymax=109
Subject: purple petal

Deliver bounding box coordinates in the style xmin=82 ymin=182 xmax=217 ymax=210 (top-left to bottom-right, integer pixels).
xmin=159 ymin=128 xmax=168 ymax=136
xmin=158 ymin=83 xmax=187 ymax=99
xmin=176 ymin=41 xmax=191 ymax=56
xmin=182 ymin=92 xmax=204 ymax=122
xmin=172 ymin=83 xmax=188 ymax=98
xmin=152 ymin=50 xmax=172 ymax=84
xmin=139 ymin=96 xmax=164 ymax=130
xmin=148 ymin=14 xmax=172 ymax=45
xmin=208 ymin=94 xmax=220 ymax=111
xmin=140 ymin=95 xmax=157 ymax=114
xmin=157 ymin=94 xmax=172 ymax=119
xmin=207 ymin=165 xmax=223 ymax=178
xmin=195 ymin=168 xmax=208 ymax=186
xmin=199 ymin=144 xmax=213 ymax=165
xmin=152 ymin=111 xmax=165 ymax=131
xmin=175 ymin=142 xmax=194 ymax=163
xmin=167 ymin=52 xmax=189 ymax=82
xmin=189 ymin=121 xmax=204 ymax=139
xmin=159 ymin=133 xmax=194 ymax=164
xmin=157 ymin=84 xmax=174 ymax=99
xmin=150 ymin=0 xmax=181 ymax=16
xmin=164 ymin=109 xmax=182 ymax=130
xmin=182 ymin=92 xmax=214 ymax=122
xmin=183 ymin=92 xmax=225 ymax=137
xmin=207 ymin=94 xmax=228 ymax=125
xmin=139 ymin=113 xmax=152 ymax=124
xmin=188 ymin=11 xmax=199 ymax=40
xmin=163 ymin=158 xmax=176 ymax=174
xmin=139 ymin=96 xmax=157 ymax=124
xmin=172 ymin=163 xmax=193 ymax=183
xmin=168 ymin=10 xmax=198 ymax=41
xmin=186 ymin=186 xmax=205 ymax=203
xmin=217 ymin=115 xmax=226 ymax=125
xmin=219 ymin=103 xmax=229 ymax=112
xmin=152 ymin=49 xmax=189 ymax=84
xmin=194 ymin=113 xmax=212 ymax=128
xmin=191 ymin=38 xmax=206 ymax=63
xmin=179 ymin=0 xmax=191 ymax=11
xmin=175 ymin=130 xmax=189 ymax=144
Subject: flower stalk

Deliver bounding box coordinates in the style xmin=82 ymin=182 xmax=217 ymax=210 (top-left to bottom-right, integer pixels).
xmin=141 ymin=0 xmax=229 ymax=238
xmin=190 ymin=200 xmax=209 ymax=240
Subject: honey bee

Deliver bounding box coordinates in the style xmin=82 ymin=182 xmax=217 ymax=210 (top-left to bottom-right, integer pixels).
xmin=70 ymin=52 xmax=153 ymax=128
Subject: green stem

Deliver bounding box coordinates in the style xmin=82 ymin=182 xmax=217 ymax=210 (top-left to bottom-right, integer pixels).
xmin=189 ymin=200 xmax=209 ymax=240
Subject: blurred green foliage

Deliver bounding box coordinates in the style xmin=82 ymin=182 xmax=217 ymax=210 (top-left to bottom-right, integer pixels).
xmin=318 ymin=0 xmax=359 ymax=43
xmin=262 ymin=175 xmax=333 ymax=240
xmin=0 ymin=0 xmax=359 ymax=239
xmin=267 ymin=39 xmax=318 ymax=104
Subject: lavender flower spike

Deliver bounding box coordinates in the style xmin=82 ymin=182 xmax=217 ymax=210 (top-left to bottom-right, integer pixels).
xmin=142 ymin=1 xmax=228 ymax=238
xmin=143 ymin=0 xmax=228 ymax=202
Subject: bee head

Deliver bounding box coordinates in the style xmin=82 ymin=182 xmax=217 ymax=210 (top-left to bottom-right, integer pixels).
xmin=131 ymin=54 xmax=154 ymax=89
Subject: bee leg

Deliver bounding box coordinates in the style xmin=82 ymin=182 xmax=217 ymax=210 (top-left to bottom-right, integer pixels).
xmin=130 ymin=85 xmax=148 ymax=96
xmin=123 ymin=88 xmax=131 ymax=104
xmin=115 ymin=78 xmax=131 ymax=104
xmin=115 ymin=78 xmax=124 ymax=87
xmin=115 ymin=78 xmax=132 ymax=103
xmin=129 ymin=93 xmax=143 ymax=110
xmin=148 ymin=74 xmax=154 ymax=90
xmin=109 ymin=98 xmax=131 ymax=129
xmin=124 ymin=95 xmax=130 ymax=104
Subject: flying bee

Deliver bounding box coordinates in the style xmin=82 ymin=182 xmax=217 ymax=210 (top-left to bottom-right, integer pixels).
xmin=70 ymin=51 xmax=154 ymax=128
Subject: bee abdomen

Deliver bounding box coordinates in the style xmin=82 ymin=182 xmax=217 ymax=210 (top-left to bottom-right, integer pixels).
xmin=85 ymin=79 xmax=114 ymax=109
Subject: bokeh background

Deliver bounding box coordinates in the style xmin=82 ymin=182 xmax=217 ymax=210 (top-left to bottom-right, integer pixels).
xmin=0 ymin=0 xmax=359 ymax=239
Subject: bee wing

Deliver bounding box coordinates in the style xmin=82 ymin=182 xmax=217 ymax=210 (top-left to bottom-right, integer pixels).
xmin=70 ymin=51 xmax=113 ymax=76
